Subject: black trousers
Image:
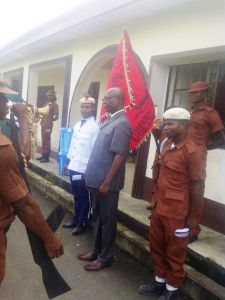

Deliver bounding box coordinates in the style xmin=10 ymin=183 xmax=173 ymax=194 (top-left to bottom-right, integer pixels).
xmin=69 ymin=171 xmax=90 ymax=225
xmin=90 ymin=189 xmax=119 ymax=265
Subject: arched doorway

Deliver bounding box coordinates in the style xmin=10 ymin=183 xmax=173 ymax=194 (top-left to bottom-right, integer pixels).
xmin=69 ymin=45 xmax=116 ymax=125
xmin=69 ymin=45 xmax=150 ymax=199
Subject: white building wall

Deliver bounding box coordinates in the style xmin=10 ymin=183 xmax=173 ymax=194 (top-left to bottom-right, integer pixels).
xmin=1 ymin=2 xmax=225 ymax=106
xmin=22 ymin=66 xmax=29 ymax=100
xmin=27 ymin=70 xmax=39 ymax=106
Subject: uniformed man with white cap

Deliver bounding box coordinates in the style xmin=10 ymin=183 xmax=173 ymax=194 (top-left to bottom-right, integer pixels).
xmin=138 ymin=107 xmax=205 ymax=300
xmin=63 ymin=95 xmax=99 ymax=235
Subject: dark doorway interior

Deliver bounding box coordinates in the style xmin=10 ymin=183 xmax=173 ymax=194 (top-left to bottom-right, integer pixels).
xmin=214 ymin=64 xmax=225 ymax=126
xmin=37 ymin=85 xmax=54 ymax=108
xmin=88 ymin=81 xmax=100 ymax=119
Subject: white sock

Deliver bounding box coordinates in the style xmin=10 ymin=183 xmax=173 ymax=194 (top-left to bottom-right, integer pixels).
xmin=166 ymin=283 xmax=178 ymax=291
xmin=155 ymin=276 xmax=166 ymax=283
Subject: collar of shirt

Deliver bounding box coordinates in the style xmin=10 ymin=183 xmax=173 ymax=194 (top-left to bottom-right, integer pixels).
xmin=81 ymin=116 xmax=95 ymax=122
xmin=170 ymin=143 xmax=175 ymax=150
xmin=166 ymin=138 xmax=187 ymax=150
xmin=110 ymin=109 xmax=124 ymax=118
xmin=79 ymin=116 xmax=95 ymax=125
xmin=0 ymin=132 xmax=11 ymax=146
xmin=190 ymin=103 xmax=207 ymax=112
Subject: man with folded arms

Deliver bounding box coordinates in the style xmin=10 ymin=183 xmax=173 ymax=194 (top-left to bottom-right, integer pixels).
xmin=138 ymin=107 xmax=205 ymax=300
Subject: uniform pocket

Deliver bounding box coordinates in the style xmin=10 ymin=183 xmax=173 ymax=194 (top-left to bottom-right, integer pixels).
xmin=192 ymin=118 xmax=205 ymax=129
xmin=166 ymin=161 xmax=185 ymax=173
xmin=165 ymin=189 xmax=185 ymax=201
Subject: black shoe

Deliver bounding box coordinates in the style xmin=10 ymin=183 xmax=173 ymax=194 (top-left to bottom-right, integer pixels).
xmin=188 ymin=235 xmax=198 ymax=244
xmin=62 ymin=222 xmax=77 ymax=229
xmin=40 ymin=156 xmax=50 ymax=163
xmin=158 ymin=289 xmax=179 ymax=300
xmin=72 ymin=224 xmax=86 ymax=235
xmin=138 ymin=280 xmax=166 ymax=296
xmin=78 ymin=252 xmax=97 ymax=262
xmin=36 ymin=155 xmax=44 ymax=160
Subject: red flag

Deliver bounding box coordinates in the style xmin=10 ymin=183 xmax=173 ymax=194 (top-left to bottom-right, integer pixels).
xmin=100 ymin=30 xmax=155 ymax=149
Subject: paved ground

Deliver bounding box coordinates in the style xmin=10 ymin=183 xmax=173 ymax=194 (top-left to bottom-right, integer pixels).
xmin=0 ymin=188 xmax=155 ymax=300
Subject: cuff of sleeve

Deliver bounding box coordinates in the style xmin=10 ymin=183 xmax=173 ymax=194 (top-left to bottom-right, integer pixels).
xmin=6 ymin=184 xmax=28 ymax=204
xmin=110 ymin=146 xmax=128 ymax=156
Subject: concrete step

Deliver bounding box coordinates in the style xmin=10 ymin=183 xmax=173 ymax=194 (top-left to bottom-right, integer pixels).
xmin=28 ymin=162 xmax=225 ymax=299
xmin=118 ymin=191 xmax=225 ymax=290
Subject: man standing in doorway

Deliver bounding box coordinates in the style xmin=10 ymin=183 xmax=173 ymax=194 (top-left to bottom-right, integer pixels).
xmin=138 ymin=107 xmax=205 ymax=300
xmin=37 ymin=90 xmax=59 ymax=163
xmin=78 ymin=87 xmax=131 ymax=271
xmin=187 ymin=81 xmax=225 ymax=242
xmin=63 ymin=96 xmax=99 ymax=235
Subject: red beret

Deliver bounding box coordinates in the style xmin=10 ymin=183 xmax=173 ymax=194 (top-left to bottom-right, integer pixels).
xmin=188 ymin=81 xmax=209 ymax=93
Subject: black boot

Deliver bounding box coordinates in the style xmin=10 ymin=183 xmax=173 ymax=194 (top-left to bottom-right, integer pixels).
xmin=40 ymin=155 xmax=50 ymax=163
xmin=188 ymin=235 xmax=198 ymax=244
xmin=138 ymin=280 xmax=166 ymax=296
xmin=158 ymin=289 xmax=179 ymax=300
xmin=72 ymin=223 xmax=86 ymax=235
xmin=63 ymin=221 xmax=77 ymax=228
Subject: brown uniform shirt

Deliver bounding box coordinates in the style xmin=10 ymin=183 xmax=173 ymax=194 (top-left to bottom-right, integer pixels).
xmin=152 ymin=138 xmax=206 ymax=220
xmin=0 ymin=133 xmax=28 ymax=230
xmin=41 ymin=102 xmax=59 ymax=129
xmin=188 ymin=105 xmax=224 ymax=148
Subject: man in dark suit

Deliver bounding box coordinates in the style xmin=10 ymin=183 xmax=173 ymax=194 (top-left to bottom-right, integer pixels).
xmin=78 ymin=87 xmax=132 ymax=271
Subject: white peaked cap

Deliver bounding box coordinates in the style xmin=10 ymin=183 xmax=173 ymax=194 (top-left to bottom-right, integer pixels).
xmin=79 ymin=96 xmax=95 ymax=104
xmin=163 ymin=107 xmax=190 ymax=120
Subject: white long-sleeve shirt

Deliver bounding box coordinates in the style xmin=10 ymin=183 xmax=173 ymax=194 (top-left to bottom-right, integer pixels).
xmin=67 ymin=116 xmax=99 ymax=173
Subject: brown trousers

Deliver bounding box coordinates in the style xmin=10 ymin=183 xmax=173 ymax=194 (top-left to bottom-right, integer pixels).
xmin=150 ymin=212 xmax=188 ymax=288
xmin=189 ymin=197 xmax=204 ymax=237
xmin=41 ymin=126 xmax=52 ymax=156
xmin=0 ymin=230 xmax=6 ymax=283
xmin=189 ymin=179 xmax=205 ymax=237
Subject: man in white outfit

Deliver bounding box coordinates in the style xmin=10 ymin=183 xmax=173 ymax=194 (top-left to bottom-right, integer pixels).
xmin=63 ymin=96 xmax=99 ymax=235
